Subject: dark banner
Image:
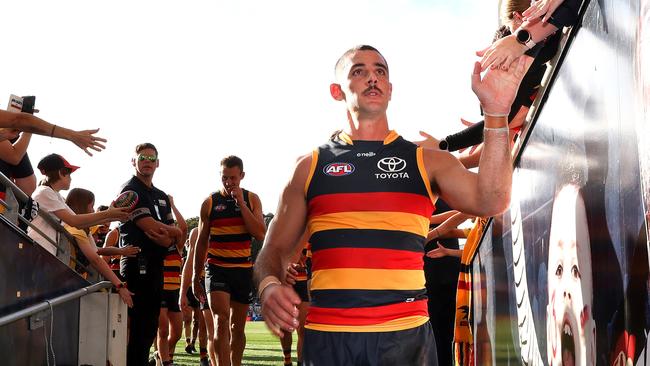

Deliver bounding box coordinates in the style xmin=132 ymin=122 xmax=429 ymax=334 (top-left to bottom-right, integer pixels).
xmin=470 ymin=0 xmax=650 ymax=365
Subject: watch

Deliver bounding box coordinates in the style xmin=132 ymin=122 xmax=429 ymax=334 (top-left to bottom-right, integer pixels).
xmin=515 ymin=29 xmax=536 ymax=49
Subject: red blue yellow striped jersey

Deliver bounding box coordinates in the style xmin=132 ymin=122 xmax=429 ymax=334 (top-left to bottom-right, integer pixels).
xmin=304 ymin=131 xmax=436 ymax=332
xmin=207 ymin=190 xmax=255 ymax=268
xmin=163 ymin=244 xmax=182 ymax=291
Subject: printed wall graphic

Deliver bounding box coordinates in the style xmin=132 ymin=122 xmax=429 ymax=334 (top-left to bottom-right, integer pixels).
xmin=470 ymin=0 xmax=650 ymax=365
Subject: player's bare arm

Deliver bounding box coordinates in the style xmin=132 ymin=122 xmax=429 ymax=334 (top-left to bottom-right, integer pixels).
xmin=425 ymin=57 xmax=532 ymax=216
xmin=136 ymin=216 xmax=183 ymax=248
xmin=254 ymin=153 xmax=312 ymax=337
xmin=237 ymin=191 xmax=266 ymax=242
xmin=191 ymin=197 xmax=212 ymax=303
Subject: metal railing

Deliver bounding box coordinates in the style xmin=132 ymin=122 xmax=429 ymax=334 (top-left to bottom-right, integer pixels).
xmin=0 ymin=172 xmax=99 ymax=281
xmin=0 ymin=281 xmax=112 ymax=327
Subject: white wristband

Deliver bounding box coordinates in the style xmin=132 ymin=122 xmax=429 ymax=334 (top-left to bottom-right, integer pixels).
xmin=484 ymin=126 xmax=510 ymax=133
xmin=483 ymin=112 xmax=509 ymax=117
xmin=258 ymin=275 xmax=282 ymax=299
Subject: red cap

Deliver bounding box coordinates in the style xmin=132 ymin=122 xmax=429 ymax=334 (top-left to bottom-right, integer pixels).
xmin=37 ymin=154 xmax=80 ymax=174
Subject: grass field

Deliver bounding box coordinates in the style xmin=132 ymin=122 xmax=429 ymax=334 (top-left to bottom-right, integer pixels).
xmin=166 ymin=321 xmax=294 ymax=366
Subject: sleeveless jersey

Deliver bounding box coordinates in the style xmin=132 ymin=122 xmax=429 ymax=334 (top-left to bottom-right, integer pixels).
xmin=305 ymin=130 xmax=436 ymax=332
xmin=207 ymin=190 xmax=254 ymax=268
xmin=163 ymin=244 xmax=182 ymax=291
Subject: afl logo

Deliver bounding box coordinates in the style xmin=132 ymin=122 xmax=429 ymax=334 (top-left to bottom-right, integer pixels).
xmin=214 ymin=204 xmax=227 ymax=212
xmin=323 ymin=162 xmax=355 ymax=176
xmin=377 ymin=157 xmax=406 ymax=173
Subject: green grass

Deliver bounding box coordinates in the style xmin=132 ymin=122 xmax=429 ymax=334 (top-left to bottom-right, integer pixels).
xmin=168 ymin=321 xmax=295 ymax=366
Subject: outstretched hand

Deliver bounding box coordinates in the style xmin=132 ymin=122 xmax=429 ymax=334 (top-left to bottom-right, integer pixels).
xmin=477 ymin=35 xmax=528 ymax=72
xmin=414 ymin=131 xmax=441 ymax=150
xmin=523 ymin=0 xmax=565 ymax=23
xmin=471 ymin=56 xmax=533 ymax=115
xmin=426 ymin=242 xmax=451 ymax=259
xmin=69 ymin=128 xmax=107 ymax=156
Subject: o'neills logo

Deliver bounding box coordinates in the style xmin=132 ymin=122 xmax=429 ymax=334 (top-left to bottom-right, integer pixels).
xmin=376 ymin=157 xmax=409 ymax=179
xmin=323 ymin=162 xmax=355 ymax=176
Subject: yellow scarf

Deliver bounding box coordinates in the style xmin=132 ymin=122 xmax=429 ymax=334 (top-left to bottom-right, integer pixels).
xmin=453 ymin=217 xmax=488 ymax=366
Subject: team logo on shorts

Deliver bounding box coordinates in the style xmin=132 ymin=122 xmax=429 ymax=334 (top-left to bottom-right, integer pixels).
xmin=214 ymin=204 xmax=227 ymax=212
xmin=323 ymin=162 xmax=355 ymax=176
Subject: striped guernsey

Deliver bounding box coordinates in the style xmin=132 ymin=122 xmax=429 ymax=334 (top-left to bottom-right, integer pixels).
xmin=163 ymin=244 xmax=182 ymax=291
xmin=304 ymin=130 xmax=436 ymax=332
xmin=207 ymin=190 xmax=254 ymax=268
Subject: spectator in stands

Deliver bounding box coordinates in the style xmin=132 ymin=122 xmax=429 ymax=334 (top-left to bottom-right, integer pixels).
xmin=479 ymin=0 xmax=580 ymax=71
xmin=101 ymin=226 xmax=140 ymax=280
xmin=0 ymin=133 xmax=36 ymax=196
xmin=28 ymin=154 xmax=129 ymax=255
xmin=92 ymin=205 xmax=111 ymax=246
xmin=0 ymin=109 xmax=106 ymax=155
xmin=437 ymin=0 xmax=569 ymax=154
xmin=63 ymin=187 xmax=134 ymax=307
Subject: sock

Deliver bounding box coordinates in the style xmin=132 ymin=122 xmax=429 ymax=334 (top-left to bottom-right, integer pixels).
xmin=186 ymin=337 xmax=191 ymax=345
xmin=200 ymin=347 xmax=208 ymax=359
xmin=283 ymin=348 xmax=292 ymax=365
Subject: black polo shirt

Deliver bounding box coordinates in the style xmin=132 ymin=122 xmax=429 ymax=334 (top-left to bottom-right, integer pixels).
xmin=119 ymin=175 xmax=174 ymax=277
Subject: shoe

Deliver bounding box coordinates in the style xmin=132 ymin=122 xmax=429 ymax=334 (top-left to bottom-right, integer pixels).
xmin=200 ymin=357 xmax=210 ymax=366
xmin=185 ymin=343 xmax=194 ymax=354
xmin=190 ymin=344 xmax=197 ymax=353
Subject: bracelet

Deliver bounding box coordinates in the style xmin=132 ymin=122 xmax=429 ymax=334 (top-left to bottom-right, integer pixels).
xmin=258 ymin=275 xmax=281 ymax=299
xmin=483 ymin=112 xmax=509 ymax=118
xmin=50 ymin=124 xmax=57 ymax=137
xmin=114 ymin=282 xmax=127 ymax=289
xmin=483 ymin=126 xmax=510 ymax=132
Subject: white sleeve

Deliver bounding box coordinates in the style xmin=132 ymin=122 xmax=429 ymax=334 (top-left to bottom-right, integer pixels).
xmin=33 ymin=187 xmax=70 ymax=213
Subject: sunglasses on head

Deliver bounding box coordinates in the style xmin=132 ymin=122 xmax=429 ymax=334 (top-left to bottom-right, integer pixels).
xmin=137 ymin=154 xmax=158 ymax=162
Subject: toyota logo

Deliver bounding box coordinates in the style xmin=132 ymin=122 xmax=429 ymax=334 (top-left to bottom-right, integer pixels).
xmin=377 ymin=157 xmax=406 ymax=173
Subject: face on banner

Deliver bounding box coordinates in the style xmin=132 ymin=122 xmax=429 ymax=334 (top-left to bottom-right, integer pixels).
xmin=546 ymin=185 xmax=596 ymax=366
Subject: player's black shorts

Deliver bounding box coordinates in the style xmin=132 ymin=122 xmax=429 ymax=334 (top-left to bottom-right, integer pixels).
xmin=205 ymin=265 xmax=253 ymax=305
xmin=161 ymin=289 xmax=181 ymax=312
xmin=303 ymin=322 xmax=438 ymax=366
xmin=293 ymin=280 xmax=309 ymax=302
xmin=0 ymin=153 xmax=34 ymax=179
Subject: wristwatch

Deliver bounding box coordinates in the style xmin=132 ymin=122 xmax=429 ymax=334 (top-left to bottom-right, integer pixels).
xmin=515 ymin=29 xmax=536 ymax=49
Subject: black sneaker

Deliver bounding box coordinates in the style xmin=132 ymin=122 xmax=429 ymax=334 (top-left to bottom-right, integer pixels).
xmin=185 ymin=344 xmax=194 ymax=354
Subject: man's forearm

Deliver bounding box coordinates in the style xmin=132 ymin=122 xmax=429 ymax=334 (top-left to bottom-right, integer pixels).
xmin=240 ymin=205 xmax=266 ymax=241
xmin=477 ymin=116 xmax=513 ymax=215
xmin=254 ymin=245 xmax=287 ymax=287
xmin=193 ymin=241 xmax=207 ymax=280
